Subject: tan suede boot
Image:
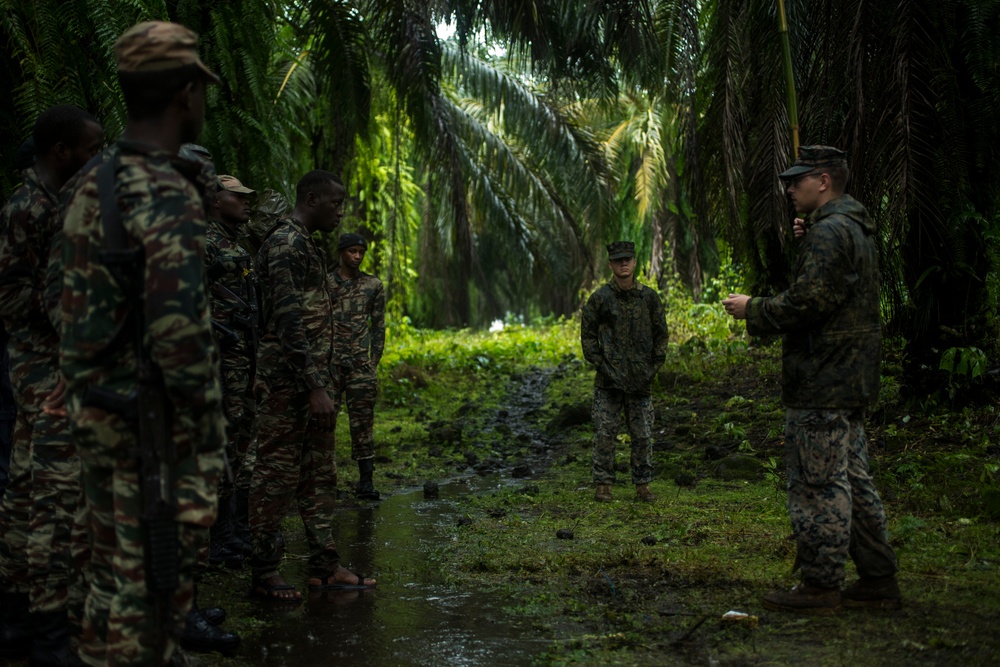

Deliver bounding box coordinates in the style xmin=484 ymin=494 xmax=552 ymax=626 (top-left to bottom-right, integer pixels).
xmin=636 ymin=484 xmax=656 ymax=502
xmin=594 ymin=484 xmax=613 ymax=502
xmin=762 ymin=583 xmax=841 ymax=615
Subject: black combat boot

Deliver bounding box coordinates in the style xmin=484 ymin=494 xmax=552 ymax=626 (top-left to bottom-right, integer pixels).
xmin=0 ymin=591 xmax=32 ymax=661
xmin=209 ymin=501 xmax=244 ymax=568
xmin=28 ymin=609 xmax=70 ymax=666
xmin=356 ymin=458 xmax=380 ymax=500
xmin=230 ymin=488 xmax=252 ymax=555
xmin=180 ymin=609 xmax=240 ymax=657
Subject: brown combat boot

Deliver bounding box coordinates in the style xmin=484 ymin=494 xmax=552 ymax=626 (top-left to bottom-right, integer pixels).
xmin=635 ymin=484 xmax=656 ymax=503
xmin=594 ymin=484 xmax=613 ymax=502
xmin=841 ymin=576 xmax=902 ymax=609
xmin=762 ymin=583 xmax=841 ymax=615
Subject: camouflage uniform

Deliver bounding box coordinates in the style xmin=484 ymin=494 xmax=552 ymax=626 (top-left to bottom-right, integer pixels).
xmin=746 ymin=193 xmax=897 ymax=588
xmin=251 ymin=217 xmax=340 ymax=581
xmin=60 ymin=139 xmax=226 ymax=665
xmin=330 ymin=270 xmax=384 ymax=461
xmin=0 ymin=166 xmax=79 ymax=615
xmin=581 ymin=277 xmax=668 ymax=485
xmin=205 ymin=219 xmax=258 ymax=498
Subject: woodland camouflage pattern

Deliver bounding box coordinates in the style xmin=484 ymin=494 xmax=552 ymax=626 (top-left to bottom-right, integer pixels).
xmin=581 ymin=280 xmax=668 ymax=395
xmin=330 ymin=270 xmax=384 ymax=460
xmin=251 ymin=217 xmax=339 ymax=579
xmin=255 ymin=217 xmax=333 ymax=390
xmin=745 ymin=194 xmax=881 ymax=409
xmin=205 ymin=219 xmax=257 ymax=497
xmin=785 ymin=408 xmax=898 ymax=587
xmin=581 ymin=280 xmax=666 ymax=486
xmin=0 ymin=166 xmax=79 ymax=614
xmin=59 ymin=140 xmax=225 ymax=665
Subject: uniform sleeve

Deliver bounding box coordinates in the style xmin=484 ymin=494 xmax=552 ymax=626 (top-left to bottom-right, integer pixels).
xmin=745 ymin=222 xmax=851 ymax=336
xmin=139 ymin=189 xmax=225 ymax=454
xmin=265 ymin=233 xmax=327 ymax=390
xmin=649 ymin=290 xmax=668 ymax=368
xmin=369 ymin=280 xmax=386 ymax=365
xmin=44 ymin=229 xmax=63 ymax=331
xmin=0 ymin=205 xmax=48 ymax=323
xmin=580 ymin=292 xmax=603 ymax=368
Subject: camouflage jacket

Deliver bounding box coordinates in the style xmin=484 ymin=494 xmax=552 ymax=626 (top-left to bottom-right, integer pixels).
xmin=255 ymin=217 xmax=334 ymax=390
xmin=59 ymin=140 xmax=226 ymax=459
xmin=745 ymin=194 xmax=881 ymax=409
xmin=205 ymin=219 xmax=258 ymax=364
xmin=330 ymin=270 xmax=385 ymax=368
xmin=581 ymin=280 xmax=668 ymax=395
xmin=0 ymin=167 xmax=60 ymax=364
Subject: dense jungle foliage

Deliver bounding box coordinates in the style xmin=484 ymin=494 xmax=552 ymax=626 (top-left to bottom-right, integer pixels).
xmin=2 ymin=0 xmax=999 ymax=395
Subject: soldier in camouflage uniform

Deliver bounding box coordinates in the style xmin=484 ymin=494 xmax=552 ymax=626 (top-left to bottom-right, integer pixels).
xmin=330 ymin=232 xmax=385 ymax=500
xmin=59 ymin=22 xmax=228 ymax=665
xmin=724 ymin=146 xmax=900 ymax=614
xmin=205 ymin=174 xmax=258 ymax=565
xmin=251 ymin=171 xmax=375 ymax=602
xmin=581 ymin=241 xmax=668 ymax=504
xmin=0 ymin=105 xmax=103 ymax=663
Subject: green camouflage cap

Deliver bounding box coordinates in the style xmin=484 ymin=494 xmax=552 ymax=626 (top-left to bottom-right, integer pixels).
xmin=779 ymin=145 xmax=848 ymax=180
xmin=607 ymin=241 xmax=635 ymax=260
xmin=115 ymin=21 xmax=220 ymax=84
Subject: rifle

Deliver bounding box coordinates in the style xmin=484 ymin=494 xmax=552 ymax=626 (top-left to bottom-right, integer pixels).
xmin=207 ymin=256 xmax=259 ymax=351
xmin=89 ymin=155 xmax=177 ymax=651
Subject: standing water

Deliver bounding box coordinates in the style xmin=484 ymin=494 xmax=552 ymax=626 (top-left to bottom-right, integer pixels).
xmin=222 ymin=478 xmax=548 ymax=666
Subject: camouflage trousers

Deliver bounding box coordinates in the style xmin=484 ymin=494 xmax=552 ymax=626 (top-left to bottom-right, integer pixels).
xmin=785 ymin=408 xmax=898 ymax=588
xmin=249 ymin=381 xmax=339 ymax=580
xmin=0 ymin=425 xmax=30 ymax=594
xmin=77 ymin=449 xmax=222 ymax=667
xmin=331 ymin=362 xmax=377 ymax=461
xmin=591 ymin=387 xmax=654 ymax=485
xmin=220 ymin=360 xmax=255 ymax=498
xmin=0 ymin=358 xmax=79 ymax=615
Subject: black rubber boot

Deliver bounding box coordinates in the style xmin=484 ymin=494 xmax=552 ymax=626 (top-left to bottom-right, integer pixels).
xmin=180 ymin=609 xmax=240 ymax=657
xmin=230 ymin=489 xmax=252 ymax=555
xmin=0 ymin=591 xmax=32 ymax=661
xmin=356 ymin=459 xmax=380 ymax=500
xmin=28 ymin=609 xmax=70 ymax=666
xmin=200 ymin=606 xmax=227 ymax=626
xmin=209 ymin=501 xmax=244 ymax=568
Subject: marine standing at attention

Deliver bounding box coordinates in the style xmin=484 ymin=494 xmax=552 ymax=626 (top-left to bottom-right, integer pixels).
xmin=581 ymin=241 xmax=668 ymax=504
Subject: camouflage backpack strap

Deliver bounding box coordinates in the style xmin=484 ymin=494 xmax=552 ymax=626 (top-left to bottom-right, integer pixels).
xmin=94 ymin=155 xmax=142 ymax=357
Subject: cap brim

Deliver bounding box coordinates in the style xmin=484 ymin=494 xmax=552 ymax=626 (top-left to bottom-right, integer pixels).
xmin=196 ymin=60 xmax=221 ymax=85
xmin=224 ymin=185 xmax=255 ymax=194
xmin=608 ymin=253 xmax=634 ymax=260
xmin=778 ymin=165 xmax=816 ymax=180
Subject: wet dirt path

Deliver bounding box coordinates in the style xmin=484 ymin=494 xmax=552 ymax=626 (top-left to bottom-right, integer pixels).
xmin=206 ymin=369 xmax=560 ymax=666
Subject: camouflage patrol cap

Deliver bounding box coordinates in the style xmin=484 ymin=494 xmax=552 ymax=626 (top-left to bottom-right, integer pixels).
xmin=218 ymin=175 xmax=255 ymax=195
xmin=779 ymin=145 xmax=848 ymax=180
xmin=338 ymin=232 xmax=367 ymax=251
xmin=179 ymin=143 xmax=212 ymax=161
xmin=607 ymin=241 xmax=635 ymax=260
xmin=114 ymin=21 xmax=220 ymax=84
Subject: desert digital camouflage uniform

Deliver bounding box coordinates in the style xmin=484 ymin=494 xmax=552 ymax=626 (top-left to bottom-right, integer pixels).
xmin=581 ymin=275 xmax=668 ymax=485
xmin=0 ymin=165 xmax=79 ymax=616
xmin=60 ymin=140 xmax=226 ymax=666
xmin=330 ymin=270 xmax=384 ymax=461
xmin=745 ymin=193 xmax=897 ymax=588
xmin=205 ymin=218 xmax=258 ymax=497
xmin=251 ymin=216 xmax=340 ymax=581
